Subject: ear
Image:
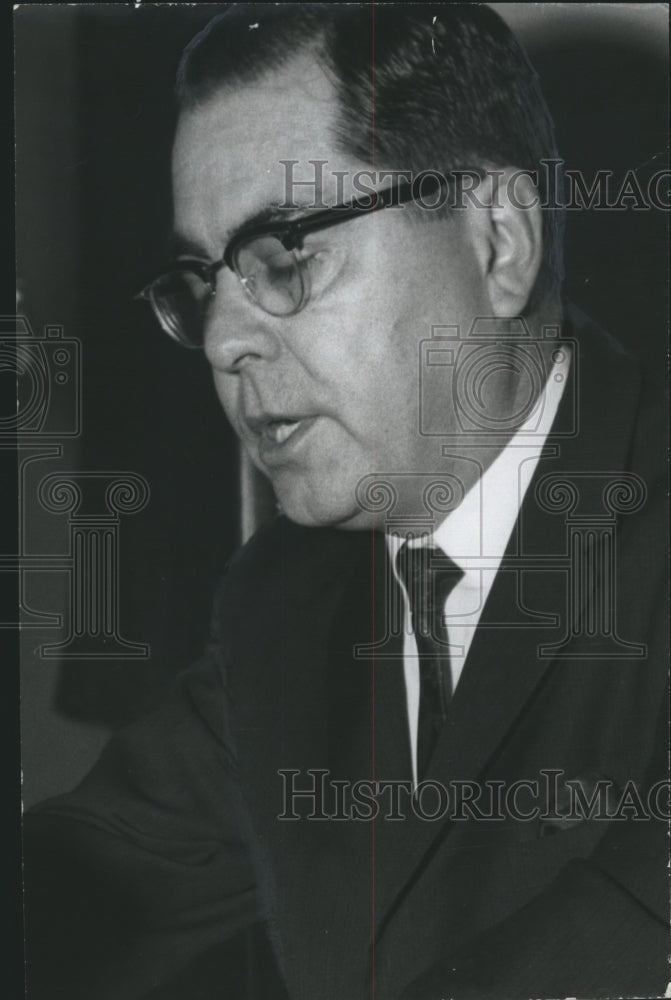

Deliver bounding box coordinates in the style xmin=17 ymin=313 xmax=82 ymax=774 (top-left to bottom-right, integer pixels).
xmin=469 ymin=167 xmax=543 ymax=317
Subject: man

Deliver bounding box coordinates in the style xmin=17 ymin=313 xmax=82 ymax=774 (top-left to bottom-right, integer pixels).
xmin=24 ymin=5 xmax=668 ymax=999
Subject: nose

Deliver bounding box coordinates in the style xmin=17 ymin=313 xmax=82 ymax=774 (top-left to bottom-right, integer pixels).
xmin=203 ymin=268 xmax=281 ymax=373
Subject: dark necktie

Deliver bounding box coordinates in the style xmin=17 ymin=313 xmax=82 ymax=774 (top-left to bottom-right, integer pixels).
xmin=396 ymin=542 xmax=464 ymax=781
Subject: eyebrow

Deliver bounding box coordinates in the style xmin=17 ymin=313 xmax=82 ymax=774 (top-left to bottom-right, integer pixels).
xmin=169 ymin=202 xmax=311 ymax=259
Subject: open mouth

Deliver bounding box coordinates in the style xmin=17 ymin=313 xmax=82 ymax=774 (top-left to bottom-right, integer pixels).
xmin=243 ymin=410 xmax=317 ymax=462
xmin=264 ymin=419 xmax=301 ymax=445
xmin=252 ymin=415 xmax=319 ymax=466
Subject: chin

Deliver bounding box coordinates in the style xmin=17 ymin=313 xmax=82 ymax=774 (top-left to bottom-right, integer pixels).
xmin=275 ymin=482 xmax=373 ymax=531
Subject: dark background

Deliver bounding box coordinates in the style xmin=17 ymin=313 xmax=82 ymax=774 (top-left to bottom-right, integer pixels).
xmin=14 ymin=2 xmax=668 ymax=799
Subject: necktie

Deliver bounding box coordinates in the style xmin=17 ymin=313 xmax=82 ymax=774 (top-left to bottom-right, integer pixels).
xmin=396 ymin=542 xmax=464 ymax=781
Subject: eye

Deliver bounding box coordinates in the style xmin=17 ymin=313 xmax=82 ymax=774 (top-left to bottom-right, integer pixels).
xmin=300 ymin=248 xmax=328 ymax=272
xmin=175 ymin=254 xmax=213 ymax=274
xmin=262 ymin=248 xmax=297 ymax=286
xmin=297 ymin=246 xmax=345 ymax=297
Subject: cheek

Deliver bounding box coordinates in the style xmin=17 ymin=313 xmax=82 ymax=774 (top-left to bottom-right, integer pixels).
xmin=314 ymin=324 xmax=418 ymax=437
xmin=308 ymin=290 xmax=425 ymax=446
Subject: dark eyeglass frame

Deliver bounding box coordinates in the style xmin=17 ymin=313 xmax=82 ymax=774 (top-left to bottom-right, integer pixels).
xmin=137 ymin=173 xmax=446 ymax=348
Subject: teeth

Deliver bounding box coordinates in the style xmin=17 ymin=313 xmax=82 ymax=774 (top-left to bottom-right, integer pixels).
xmin=266 ymin=420 xmax=300 ymax=444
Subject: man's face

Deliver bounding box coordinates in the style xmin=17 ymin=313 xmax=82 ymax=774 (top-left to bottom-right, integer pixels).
xmin=172 ymin=54 xmax=493 ymax=529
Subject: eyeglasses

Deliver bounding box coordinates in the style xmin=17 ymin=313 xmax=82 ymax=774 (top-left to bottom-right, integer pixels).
xmin=137 ymin=174 xmax=445 ymax=349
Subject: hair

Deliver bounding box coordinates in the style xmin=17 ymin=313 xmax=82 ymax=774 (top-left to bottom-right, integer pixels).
xmin=176 ymin=3 xmax=565 ymax=316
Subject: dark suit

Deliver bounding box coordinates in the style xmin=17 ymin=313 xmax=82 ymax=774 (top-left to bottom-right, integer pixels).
xmin=24 ymin=308 xmax=669 ymax=999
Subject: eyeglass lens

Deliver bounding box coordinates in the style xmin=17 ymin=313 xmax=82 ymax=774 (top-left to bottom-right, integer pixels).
xmin=152 ymin=235 xmax=307 ymax=347
xmin=235 ymin=236 xmax=305 ymax=316
xmin=153 ymin=269 xmax=213 ymax=347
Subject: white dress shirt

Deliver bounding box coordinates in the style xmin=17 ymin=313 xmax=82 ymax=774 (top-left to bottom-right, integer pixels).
xmin=386 ymin=347 xmax=571 ymax=783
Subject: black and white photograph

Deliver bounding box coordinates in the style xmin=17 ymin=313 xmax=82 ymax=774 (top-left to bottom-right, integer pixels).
xmin=15 ymin=4 xmax=670 ymax=998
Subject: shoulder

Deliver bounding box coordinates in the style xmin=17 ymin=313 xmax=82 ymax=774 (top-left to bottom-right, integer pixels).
xmin=215 ymin=514 xmax=368 ymax=618
xmin=566 ymin=301 xmax=666 ymax=471
xmin=567 ymin=303 xmax=667 ymax=599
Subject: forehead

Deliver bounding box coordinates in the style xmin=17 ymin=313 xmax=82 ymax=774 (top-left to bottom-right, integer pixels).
xmin=172 ymin=53 xmax=366 ymax=252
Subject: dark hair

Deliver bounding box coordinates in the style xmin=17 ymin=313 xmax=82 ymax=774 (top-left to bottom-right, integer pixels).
xmin=176 ymin=3 xmax=564 ymax=314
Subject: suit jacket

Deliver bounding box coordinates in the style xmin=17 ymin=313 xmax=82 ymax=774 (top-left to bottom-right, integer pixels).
xmin=23 ymin=308 xmax=669 ymax=999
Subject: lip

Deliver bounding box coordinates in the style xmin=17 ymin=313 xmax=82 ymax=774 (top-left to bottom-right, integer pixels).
xmin=248 ymin=414 xmax=318 ymax=467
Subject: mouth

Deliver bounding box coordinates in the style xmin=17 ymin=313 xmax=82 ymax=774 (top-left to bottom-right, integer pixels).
xmin=244 ymin=412 xmax=317 ymax=464
xmin=262 ymin=418 xmax=302 ymax=446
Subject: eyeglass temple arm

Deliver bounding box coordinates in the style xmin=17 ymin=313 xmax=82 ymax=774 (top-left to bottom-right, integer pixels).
xmin=280 ymin=176 xmax=445 ymax=248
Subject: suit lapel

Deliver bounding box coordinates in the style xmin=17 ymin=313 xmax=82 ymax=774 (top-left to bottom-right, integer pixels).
xmin=326 ymin=530 xmax=412 ymax=788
